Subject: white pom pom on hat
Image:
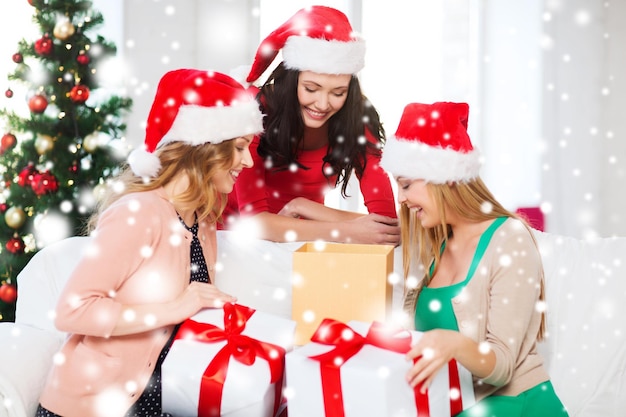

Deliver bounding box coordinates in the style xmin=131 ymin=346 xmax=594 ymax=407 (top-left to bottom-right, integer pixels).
xmin=246 ymin=5 xmax=366 ymax=84
xmin=127 ymin=148 xmax=160 ymax=178
xmin=380 ymin=102 xmax=482 ymax=184
xmin=128 ymin=69 xmax=264 ymax=178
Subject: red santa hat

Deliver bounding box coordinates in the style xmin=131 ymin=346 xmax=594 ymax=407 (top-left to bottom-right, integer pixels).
xmin=380 ymin=102 xmax=482 ymax=183
xmin=246 ymin=5 xmax=366 ymax=83
xmin=128 ymin=69 xmax=264 ymax=177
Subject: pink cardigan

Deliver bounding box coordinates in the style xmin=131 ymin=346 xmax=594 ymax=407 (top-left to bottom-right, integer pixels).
xmin=39 ymin=188 xmax=217 ymax=417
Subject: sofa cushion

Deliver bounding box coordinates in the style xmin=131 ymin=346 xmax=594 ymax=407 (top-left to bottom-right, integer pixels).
xmin=15 ymin=236 xmax=90 ymax=336
xmin=0 ymin=323 xmax=63 ymax=417
xmin=534 ymin=231 xmax=626 ymax=416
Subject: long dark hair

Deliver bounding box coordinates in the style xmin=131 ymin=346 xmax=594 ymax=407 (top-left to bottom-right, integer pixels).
xmin=257 ymin=63 xmax=385 ymax=197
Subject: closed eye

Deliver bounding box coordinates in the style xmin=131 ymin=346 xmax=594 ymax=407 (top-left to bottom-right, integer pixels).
xmin=397 ymin=179 xmax=412 ymax=190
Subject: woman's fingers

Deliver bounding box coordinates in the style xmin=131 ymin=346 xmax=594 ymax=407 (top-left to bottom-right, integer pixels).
xmin=406 ymin=347 xmax=446 ymax=393
xmin=188 ymin=282 xmax=236 ymax=309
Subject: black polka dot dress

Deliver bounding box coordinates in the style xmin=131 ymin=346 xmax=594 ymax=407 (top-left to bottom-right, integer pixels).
xmin=36 ymin=214 xmax=210 ymax=417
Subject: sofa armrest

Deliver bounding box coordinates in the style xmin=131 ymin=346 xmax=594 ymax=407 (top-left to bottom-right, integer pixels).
xmin=0 ymin=323 xmax=63 ymax=417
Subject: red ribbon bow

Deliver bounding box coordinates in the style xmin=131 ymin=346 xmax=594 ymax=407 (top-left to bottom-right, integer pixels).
xmin=174 ymin=303 xmax=286 ymax=417
xmin=308 ymin=319 xmax=463 ymax=417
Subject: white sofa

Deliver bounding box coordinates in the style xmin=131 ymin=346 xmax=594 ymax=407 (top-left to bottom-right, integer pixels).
xmin=1 ymin=230 xmax=625 ymax=417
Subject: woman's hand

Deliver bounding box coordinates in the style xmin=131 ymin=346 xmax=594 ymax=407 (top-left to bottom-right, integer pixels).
xmin=258 ymin=198 xmax=401 ymax=244
xmin=110 ymin=283 xmax=236 ymax=336
xmin=277 ymin=198 xmax=304 ymax=218
xmin=405 ymin=329 xmax=462 ymax=393
xmin=344 ymin=213 xmax=400 ymax=245
xmin=175 ymin=281 xmax=237 ymax=321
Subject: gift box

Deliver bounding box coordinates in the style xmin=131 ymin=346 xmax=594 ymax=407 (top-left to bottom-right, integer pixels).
xmin=285 ymin=319 xmax=475 ymax=417
xmin=162 ymin=303 xmax=296 ymax=417
xmin=292 ymin=242 xmax=394 ymax=345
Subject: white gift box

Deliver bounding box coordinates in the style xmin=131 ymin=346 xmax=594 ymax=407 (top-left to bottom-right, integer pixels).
xmin=285 ymin=320 xmax=475 ymax=417
xmin=162 ymin=303 xmax=296 ymax=417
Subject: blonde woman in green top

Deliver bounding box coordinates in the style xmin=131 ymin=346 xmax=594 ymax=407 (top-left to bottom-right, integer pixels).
xmin=380 ymin=102 xmax=569 ymax=416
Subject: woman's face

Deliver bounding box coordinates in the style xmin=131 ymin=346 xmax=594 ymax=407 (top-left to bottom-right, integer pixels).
xmin=297 ymin=71 xmax=351 ymax=129
xmin=396 ymin=177 xmax=440 ymax=228
xmin=211 ymin=135 xmax=254 ymax=193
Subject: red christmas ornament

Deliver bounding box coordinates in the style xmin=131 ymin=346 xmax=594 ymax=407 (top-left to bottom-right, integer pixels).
xmin=28 ymin=94 xmax=48 ymax=113
xmin=34 ymin=35 xmax=53 ymax=56
xmin=0 ymin=283 xmax=18 ymax=304
xmin=17 ymin=164 xmax=37 ymax=187
xmin=69 ymin=85 xmax=90 ymax=103
xmin=5 ymin=88 xmax=13 ymax=98
xmin=76 ymin=52 xmax=90 ymax=65
xmin=31 ymin=171 xmax=59 ymax=196
xmin=1 ymin=133 xmax=17 ymax=154
xmin=12 ymin=53 xmax=23 ymax=64
xmin=0 ymin=203 xmax=7 ymax=213
xmin=69 ymin=162 xmax=79 ymax=174
xmin=5 ymin=237 xmax=25 ymax=255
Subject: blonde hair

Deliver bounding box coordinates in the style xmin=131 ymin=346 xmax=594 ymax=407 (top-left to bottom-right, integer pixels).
xmin=87 ymin=140 xmax=237 ymax=233
xmin=399 ymin=177 xmax=546 ymax=339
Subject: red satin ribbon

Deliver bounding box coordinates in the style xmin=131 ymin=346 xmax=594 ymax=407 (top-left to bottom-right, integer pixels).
xmin=308 ymin=319 xmax=464 ymax=417
xmin=412 ymin=356 xmax=431 ymax=417
xmin=448 ymin=359 xmax=463 ymax=415
xmin=174 ymin=303 xmax=286 ymax=417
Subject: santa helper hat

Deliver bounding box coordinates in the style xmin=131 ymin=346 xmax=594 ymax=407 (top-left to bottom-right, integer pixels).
xmin=128 ymin=69 xmax=264 ymax=177
xmin=380 ymin=102 xmax=482 ymax=183
xmin=246 ymin=5 xmax=366 ymax=83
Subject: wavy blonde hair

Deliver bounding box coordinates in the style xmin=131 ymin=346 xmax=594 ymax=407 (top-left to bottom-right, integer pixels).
xmin=399 ymin=177 xmax=546 ymax=339
xmin=87 ymin=140 xmax=237 ymax=233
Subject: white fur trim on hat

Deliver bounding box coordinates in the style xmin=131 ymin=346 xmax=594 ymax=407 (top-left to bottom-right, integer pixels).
xmin=381 ymin=135 xmax=482 ymax=184
xmin=282 ymin=35 xmax=366 ymax=75
xmin=159 ymin=100 xmax=264 ymax=148
xmin=128 ymin=147 xmax=161 ymax=178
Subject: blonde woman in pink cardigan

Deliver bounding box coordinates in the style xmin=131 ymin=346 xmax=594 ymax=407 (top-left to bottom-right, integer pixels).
xmin=36 ymin=69 xmax=264 ymax=417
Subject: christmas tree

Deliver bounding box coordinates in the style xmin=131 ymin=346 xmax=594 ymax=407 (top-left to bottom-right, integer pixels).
xmin=0 ymin=0 xmax=132 ymax=321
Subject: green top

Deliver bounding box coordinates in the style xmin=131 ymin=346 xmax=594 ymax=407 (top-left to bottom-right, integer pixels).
xmin=415 ymin=217 xmax=507 ymax=331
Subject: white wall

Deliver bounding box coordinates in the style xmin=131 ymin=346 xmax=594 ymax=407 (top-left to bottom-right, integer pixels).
xmin=478 ymin=0 xmax=543 ymax=211
xmin=0 ymin=3 xmax=41 ymax=121
xmin=541 ymin=0 xmax=626 ymax=238
xmin=120 ymin=0 xmax=260 ymax=147
xmin=603 ymin=0 xmax=626 ymax=237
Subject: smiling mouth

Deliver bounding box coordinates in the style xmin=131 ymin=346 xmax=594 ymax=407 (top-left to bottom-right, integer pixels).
xmin=304 ymin=107 xmax=327 ymax=119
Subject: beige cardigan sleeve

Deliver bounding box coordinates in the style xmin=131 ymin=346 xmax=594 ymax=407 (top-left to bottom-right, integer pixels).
xmin=402 ymin=218 xmax=549 ymax=398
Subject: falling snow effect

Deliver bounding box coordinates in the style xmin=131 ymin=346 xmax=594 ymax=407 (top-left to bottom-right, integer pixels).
xmin=0 ymin=1 xmax=625 ymax=417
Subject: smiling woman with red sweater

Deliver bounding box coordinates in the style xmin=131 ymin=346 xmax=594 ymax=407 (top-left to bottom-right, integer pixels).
xmin=224 ymin=6 xmax=399 ymax=245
